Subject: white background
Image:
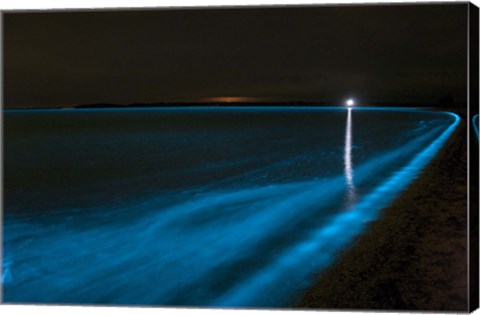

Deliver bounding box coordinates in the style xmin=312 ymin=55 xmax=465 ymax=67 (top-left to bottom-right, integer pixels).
xmin=0 ymin=0 xmax=478 ymax=315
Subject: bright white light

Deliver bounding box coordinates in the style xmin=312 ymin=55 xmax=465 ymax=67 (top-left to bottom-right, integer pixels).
xmin=346 ymin=99 xmax=355 ymax=107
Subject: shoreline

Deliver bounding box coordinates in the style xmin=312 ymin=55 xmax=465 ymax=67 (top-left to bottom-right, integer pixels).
xmin=297 ymin=116 xmax=468 ymax=311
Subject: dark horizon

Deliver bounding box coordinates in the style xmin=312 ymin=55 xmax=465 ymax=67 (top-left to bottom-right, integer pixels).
xmin=3 ymin=3 xmax=469 ymax=109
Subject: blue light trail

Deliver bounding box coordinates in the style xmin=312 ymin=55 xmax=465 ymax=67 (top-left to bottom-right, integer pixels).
xmin=474 ymin=114 xmax=479 ymax=140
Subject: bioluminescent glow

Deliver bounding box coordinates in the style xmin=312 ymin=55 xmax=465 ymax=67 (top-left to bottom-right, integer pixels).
xmin=346 ymin=98 xmax=355 ymax=107
xmin=474 ymin=114 xmax=479 ymax=140
xmin=344 ymin=108 xmax=356 ymax=204
xmin=2 ymin=107 xmax=459 ymax=307
xmin=214 ymin=112 xmax=460 ymax=307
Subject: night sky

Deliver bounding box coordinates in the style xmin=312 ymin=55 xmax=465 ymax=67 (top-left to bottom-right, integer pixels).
xmin=3 ymin=3 xmax=468 ymax=109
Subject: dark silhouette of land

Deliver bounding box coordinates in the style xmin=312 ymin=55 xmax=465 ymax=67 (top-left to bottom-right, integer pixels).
xmin=7 ymin=98 xmax=459 ymax=110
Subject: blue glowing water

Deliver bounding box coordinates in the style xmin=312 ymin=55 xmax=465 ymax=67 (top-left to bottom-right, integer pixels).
xmin=474 ymin=114 xmax=479 ymax=139
xmin=2 ymin=107 xmax=459 ymax=307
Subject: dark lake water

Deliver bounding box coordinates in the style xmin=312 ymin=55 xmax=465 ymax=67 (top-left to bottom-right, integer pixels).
xmin=2 ymin=107 xmax=459 ymax=307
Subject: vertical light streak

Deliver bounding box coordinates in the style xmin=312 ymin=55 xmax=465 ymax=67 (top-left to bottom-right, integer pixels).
xmin=344 ymin=108 xmax=356 ymax=204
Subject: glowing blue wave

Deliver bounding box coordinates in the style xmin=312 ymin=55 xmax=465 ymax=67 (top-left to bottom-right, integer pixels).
xmin=474 ymin=114 xmax=479 ymax=140
xmin=2 ymin=109 xmax=459 ymax=307
xmin=214 ymin=112 xmax=460 ymax=307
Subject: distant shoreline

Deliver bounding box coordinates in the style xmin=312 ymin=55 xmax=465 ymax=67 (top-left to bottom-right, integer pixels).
xmin=3 ymin=101 xmax=464 ymax=111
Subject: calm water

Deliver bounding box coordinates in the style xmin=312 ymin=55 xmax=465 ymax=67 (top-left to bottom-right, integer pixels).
xmin=2 ymin=107 xmax=459 ymax=307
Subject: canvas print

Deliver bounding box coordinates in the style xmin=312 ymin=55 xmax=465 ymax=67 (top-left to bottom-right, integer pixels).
xmin=1 ymin=2 xmax=479 ymax=312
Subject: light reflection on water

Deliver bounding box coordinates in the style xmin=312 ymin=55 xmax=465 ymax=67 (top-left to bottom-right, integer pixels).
xmin=344 ymin=108 xmax=356 ymax=206
xmin=2 ymin=108 xmax=459 ymax=307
